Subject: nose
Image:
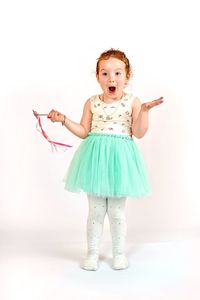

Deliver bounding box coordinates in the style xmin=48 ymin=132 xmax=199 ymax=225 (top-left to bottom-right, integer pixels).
xmin=108 ymin=73 xmax=115 ymax=82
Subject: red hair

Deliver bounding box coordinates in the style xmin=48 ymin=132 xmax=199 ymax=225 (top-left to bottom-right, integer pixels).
xmin=96 ymin=48 xmax=132 ymax=78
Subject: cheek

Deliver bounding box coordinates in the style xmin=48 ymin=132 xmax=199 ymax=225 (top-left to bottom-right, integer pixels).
xmin=99 ymin=77 xmax=107 ymax=85
xmin=118 ymin=78 xmax=126 ymax=85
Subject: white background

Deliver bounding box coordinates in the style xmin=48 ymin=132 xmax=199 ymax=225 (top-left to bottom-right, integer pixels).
xmin=1 ymin=0 xmax=200 ymax=236
xmin=1 ymin=0 xmax=200 ymax=299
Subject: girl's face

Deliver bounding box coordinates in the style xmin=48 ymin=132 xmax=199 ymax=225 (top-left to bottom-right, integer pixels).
xmin=96 ymin=57 xmax=129 ymax=101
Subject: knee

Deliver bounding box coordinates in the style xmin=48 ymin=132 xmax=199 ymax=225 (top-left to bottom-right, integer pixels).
xmin=107 ymin=198 xmax=126 ymax=222
xmin=107 ymin=207 xmax=126 ymax=224
xmin=88 ymin=205 xmax=107 ymax=223
xmin=87 ymin=195 xmax=107 ymax=223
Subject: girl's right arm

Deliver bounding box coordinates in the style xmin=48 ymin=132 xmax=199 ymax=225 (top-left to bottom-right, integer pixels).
xmin=48 ymin=99 xmax=92 ymax=139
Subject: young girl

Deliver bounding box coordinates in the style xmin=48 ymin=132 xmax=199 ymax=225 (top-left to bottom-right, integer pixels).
xmin=47 ymin=49 xmax=163 ymax=271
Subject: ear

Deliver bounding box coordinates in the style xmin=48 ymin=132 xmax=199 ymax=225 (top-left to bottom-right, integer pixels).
xmin=124 ymin=76 xmax=129 ymax=86
xmin=96 ymin=73 xmax=100 ymax=83
xmin=126 ymin=73 xmax=130 ymax=81
xmin=125 ymin=73 xmax=130 ymax=85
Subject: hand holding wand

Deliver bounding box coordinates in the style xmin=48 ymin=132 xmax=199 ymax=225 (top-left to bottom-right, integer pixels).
xmin=32 ymin=110 xmax=72 ymax=150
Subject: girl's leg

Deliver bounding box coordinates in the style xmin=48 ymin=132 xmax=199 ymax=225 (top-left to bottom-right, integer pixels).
xmin=107 ymin=197 xmax=129 ymax=270
xmin=82 ymin=194 xmax=107 ymax=271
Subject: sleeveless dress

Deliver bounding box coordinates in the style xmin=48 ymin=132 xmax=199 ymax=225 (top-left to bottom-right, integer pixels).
xmin=63 ymin=93 xmax=151 ymax=198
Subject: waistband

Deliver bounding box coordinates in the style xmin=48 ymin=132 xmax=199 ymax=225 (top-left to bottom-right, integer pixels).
xmin=88 ymin=132 xmax=133 ymax=140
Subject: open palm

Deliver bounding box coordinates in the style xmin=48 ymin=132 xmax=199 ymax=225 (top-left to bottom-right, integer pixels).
xmin=141 ymin=97 xmax=164 ymax=111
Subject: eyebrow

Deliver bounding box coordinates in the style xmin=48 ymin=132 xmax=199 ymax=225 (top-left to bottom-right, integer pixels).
xmin=100 ymin=68 xmax=123 ymax=72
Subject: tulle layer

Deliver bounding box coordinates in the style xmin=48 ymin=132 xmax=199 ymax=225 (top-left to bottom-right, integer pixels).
xmin=63 ymin=132 xmax=151 ymax=198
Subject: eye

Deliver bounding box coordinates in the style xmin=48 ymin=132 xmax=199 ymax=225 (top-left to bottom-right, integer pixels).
xmin=102 ymin=72 xmax=108 ymax=76
xmin=116 ymin=72 xmax=121 ymax=76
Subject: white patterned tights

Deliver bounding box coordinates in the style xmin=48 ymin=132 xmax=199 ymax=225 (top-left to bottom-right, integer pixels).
xmin=82 ymin=194 xmax=128 ymax=270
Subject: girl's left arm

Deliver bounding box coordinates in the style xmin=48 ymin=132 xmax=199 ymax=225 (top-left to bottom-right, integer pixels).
xmin=132 ymin=97 xmax=164 ymax=138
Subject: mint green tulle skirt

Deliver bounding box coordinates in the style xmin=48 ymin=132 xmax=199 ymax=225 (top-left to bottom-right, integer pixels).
xmin=63 ymin=132 xmax=151 ymax=198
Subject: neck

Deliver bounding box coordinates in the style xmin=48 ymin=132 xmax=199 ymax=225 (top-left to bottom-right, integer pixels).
xmin=102 ymin=92 xmax=124 ymax=103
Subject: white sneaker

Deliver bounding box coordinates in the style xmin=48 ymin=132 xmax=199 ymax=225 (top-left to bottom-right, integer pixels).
xmin=112 ymin=255 xmax=129 ymax=270
xmin=81 ymin=255 xmax=99 ymax=271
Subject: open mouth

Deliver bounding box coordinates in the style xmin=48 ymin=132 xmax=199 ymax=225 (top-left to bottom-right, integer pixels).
xmin=108 ymin=86 xmax=116 ymax=92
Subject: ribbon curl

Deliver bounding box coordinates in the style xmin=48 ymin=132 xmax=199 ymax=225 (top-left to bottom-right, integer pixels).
xmin=32 ymin=110 xmax=72 ymax=151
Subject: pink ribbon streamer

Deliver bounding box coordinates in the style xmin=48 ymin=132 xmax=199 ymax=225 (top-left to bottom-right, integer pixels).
xmin=32 ymin=110 xmax=72 ymax=150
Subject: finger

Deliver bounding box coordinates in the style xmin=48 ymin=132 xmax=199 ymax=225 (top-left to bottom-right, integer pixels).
xmin=150 ymin=100 xmax=163 ymax=108
xmin=156 ymin=97 xmax=164 ymax=102
xmin=51 ymin=111 xmax=61 ymax=122
xmin=152 ymin=98 xmax=163 ymax=105
xmin=156 ymin=99 xmax=164 ymax=105
xmin=146 ymin=101 xmax=158 ymax=109
xmin=47 ymin=109 xmax=55 ymax=118
xmin=51 ymin=111 xmax=57 ymax=118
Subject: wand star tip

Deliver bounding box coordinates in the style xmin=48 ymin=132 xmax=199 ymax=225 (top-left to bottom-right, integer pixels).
xmin=32 ymin=110 xmax=38 ymax=118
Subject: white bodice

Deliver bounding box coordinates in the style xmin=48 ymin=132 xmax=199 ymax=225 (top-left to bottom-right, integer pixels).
xmin=90 ymin=93 xmax=137 ymax=135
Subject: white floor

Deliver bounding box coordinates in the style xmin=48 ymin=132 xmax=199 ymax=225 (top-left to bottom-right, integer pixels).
xmin=1 ymin=229 xmax=200 ymax=300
